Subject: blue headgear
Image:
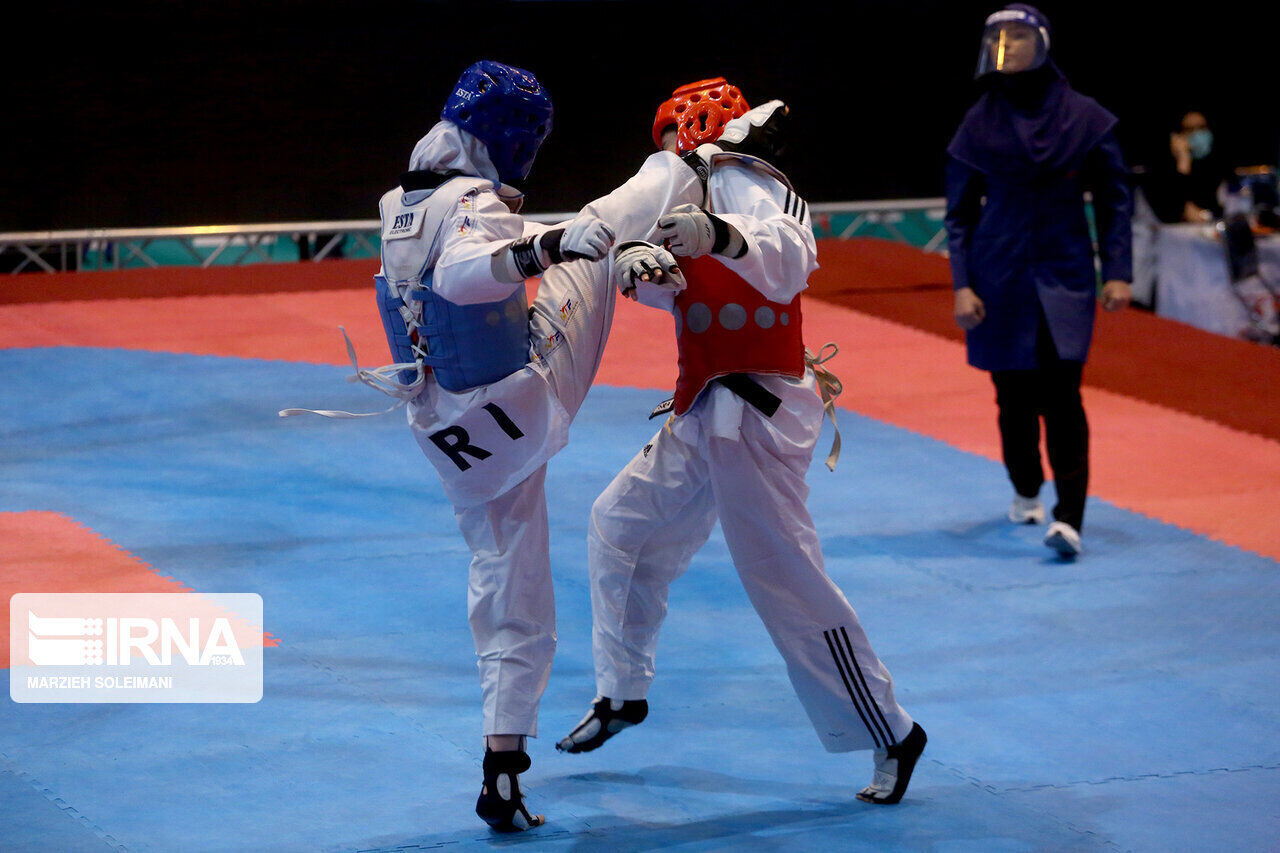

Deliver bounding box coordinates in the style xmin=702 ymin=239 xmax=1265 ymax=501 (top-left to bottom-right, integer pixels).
xmin=441 ymin=61 xmax=554 ymax=185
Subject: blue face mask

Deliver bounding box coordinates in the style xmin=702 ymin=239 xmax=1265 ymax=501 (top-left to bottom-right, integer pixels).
xmin=1187 ymin=128 xmax=1213 ymax=160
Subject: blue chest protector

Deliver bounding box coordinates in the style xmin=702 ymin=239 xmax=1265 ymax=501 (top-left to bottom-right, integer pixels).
xmin=375 ymin=178 xmax=530 ymax=393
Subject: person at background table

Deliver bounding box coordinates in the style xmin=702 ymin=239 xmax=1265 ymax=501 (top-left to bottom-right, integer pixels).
xmin=1140 ymin=111 xmax=1278 ymax=342
xmin=1144 ymin=110 xmax=1230 ymax=224
xmin=944 ymin=4 xmax=1133 ymax=558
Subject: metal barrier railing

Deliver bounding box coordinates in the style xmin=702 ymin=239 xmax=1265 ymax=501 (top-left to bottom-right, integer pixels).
xmin=0 ymin=199 xmax=947 ymax=274
xmin=0 ymin=221 xmax=384 ymax=274
xmin=809 ymin=199 xmax=948 ymax=253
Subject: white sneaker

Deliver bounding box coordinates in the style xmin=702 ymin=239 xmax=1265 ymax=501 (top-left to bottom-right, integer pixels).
xmin=1009 ymin=495 xmax=1045 ymax=524
xmin=1044 ymin=521 xmax=1082 ymax=557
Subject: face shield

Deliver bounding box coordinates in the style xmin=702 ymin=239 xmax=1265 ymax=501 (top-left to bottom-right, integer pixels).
xmin=975 ymin=10 xmax=1050 ymax=77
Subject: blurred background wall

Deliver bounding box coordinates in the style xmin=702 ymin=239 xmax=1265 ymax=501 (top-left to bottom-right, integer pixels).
xmin=4 ymin=0 xmax=1275 ymax=230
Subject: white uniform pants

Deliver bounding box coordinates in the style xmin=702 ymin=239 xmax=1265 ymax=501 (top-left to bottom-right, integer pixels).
xmin=453 ymin=258 xmax=616 ymax=737
xmin=588 ymin=382 xmax=915 ymax=752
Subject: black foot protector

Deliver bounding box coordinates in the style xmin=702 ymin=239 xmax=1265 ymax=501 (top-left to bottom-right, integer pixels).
xmin=475 ymin=749 xmax=545 ymax=832
xmin=857 ymin=722 xmax=928 ymax=805
xmin=555 ymin=697 xmax=649 ymax=753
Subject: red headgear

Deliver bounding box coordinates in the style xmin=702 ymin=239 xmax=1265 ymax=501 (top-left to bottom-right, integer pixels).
xmin=651 ymin=78 xmax=750 ymax=153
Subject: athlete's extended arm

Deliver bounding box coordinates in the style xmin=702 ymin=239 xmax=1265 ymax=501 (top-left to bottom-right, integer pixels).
xmin=432 ymin=189 xmax=616 ymax=303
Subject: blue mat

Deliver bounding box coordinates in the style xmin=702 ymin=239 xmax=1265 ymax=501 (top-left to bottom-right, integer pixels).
xmin=1 ymin=347 xmax=1277 ymax=851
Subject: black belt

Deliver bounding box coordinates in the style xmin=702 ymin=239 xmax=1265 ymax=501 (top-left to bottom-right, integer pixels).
xmin=716 ymin=374 xmax=782 ymax=417
xmin=648 ymin=374 xmax=781 ymax=420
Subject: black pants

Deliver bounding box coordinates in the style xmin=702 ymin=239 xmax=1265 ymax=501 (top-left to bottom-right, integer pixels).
xmin=990 ymin=322 xmax=1089 ymax=531
xmin=1223 ymin=213 xmax=1260 ymax=282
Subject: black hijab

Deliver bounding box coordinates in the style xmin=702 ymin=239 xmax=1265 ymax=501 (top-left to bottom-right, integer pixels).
xmin=947 ymin=5 xmax=1117 ymax=176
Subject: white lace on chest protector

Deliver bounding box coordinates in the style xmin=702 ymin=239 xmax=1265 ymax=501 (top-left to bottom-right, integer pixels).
xmin=279 ymin=177 xmax=489 ymax=419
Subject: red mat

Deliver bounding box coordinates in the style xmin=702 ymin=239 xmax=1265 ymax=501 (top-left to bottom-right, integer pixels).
xmin=807 ymin=239 xmax=1280 ymax=442
xmin=0 ymin=512 xmax=279 ymax=666
xmin=2 ymin=257 xmax=1278 ymax=560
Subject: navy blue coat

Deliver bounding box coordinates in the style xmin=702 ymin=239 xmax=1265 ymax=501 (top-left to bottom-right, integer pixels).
xmin=945 ymin=129 xmax=1133 ymax=371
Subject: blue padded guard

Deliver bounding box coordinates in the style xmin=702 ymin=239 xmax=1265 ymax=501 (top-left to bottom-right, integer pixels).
xmin=375 ymin=273 xmax=530 ymax=392
xmin=414 ymin=279 xmax=529 ymax=392
xmin=374 ymin=274 xmax=420 ymax=385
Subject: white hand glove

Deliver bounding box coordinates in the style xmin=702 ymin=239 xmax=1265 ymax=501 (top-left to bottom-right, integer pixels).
xmin=560 ymin=214 xmax=616 ymax=261
xmin=720 ymin=100 xmax=787 ymax=145
xmin=612 ymin=241 xmax=686 ymax=300
xmin=657 ymin=203 xmax=717 ymax=257
xmin=494 ymin=215 xmax=617 ymax=283
xmin=718 ymin=99 xmax=789 ymax=161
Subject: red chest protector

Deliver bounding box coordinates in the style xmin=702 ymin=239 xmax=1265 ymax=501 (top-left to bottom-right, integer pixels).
xmin=672 ymin=254 xmax=805 ymax=415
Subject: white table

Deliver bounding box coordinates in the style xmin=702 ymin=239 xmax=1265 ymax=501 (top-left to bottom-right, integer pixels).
xmin=1148 ymin=223 xmax=1280 ymax=338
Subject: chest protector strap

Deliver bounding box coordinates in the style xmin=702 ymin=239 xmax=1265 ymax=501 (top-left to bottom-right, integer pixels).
xmin=806 ymin=343 xmax=844 ymax=471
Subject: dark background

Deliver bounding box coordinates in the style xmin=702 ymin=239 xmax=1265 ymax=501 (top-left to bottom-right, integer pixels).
xmin=4 ymin=0 xmax=1276 ymax=231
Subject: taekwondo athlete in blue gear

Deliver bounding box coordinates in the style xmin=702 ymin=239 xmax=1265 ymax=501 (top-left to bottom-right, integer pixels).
xmin=377 ymin=60 xmax=558 ymax=395
xmin=369 ymin=61 xmax=705 ymax=832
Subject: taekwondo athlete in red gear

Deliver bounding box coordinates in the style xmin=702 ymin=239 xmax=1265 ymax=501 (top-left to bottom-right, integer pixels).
xmin=285 ymin=61 xmax=703 ymax=832
xmin=557 ymin=79 xmax=928 ymax=806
